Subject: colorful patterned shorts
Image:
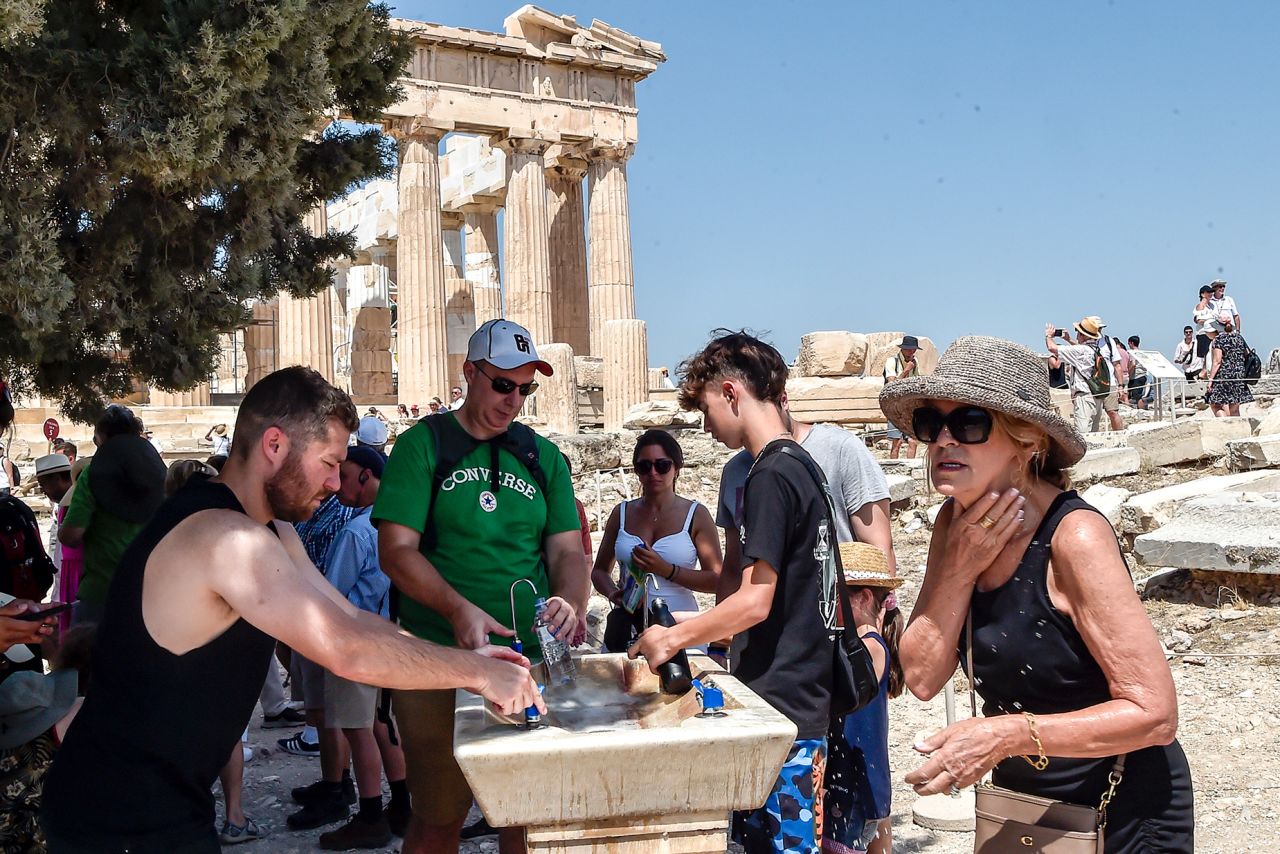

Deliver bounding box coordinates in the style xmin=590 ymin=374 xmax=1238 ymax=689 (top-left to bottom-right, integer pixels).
xmin=734 ymin=738 xmax=827 ymax=853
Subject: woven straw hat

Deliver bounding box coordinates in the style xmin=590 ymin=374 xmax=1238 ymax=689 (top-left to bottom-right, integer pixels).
xmin=878 ymin=335 xmax=1087 ymax=470
xmin=1072 ymin=316 xmax=1106 ymax=340
xmin=838 ymin=543 xmax=903 ymax=588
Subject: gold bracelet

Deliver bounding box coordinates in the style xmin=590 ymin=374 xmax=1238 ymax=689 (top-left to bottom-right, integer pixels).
xmin=1022 ymin=712 xmax=1050 ymax=771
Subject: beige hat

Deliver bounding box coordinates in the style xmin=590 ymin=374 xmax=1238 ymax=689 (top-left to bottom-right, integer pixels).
xmin=879 ymin=335 xmax=1087 ymax=470
xmin=34 ymin=454 xmax=71 ymax=477
xmin=212 ymin=424 xmax=227 ymax=436
xmin=838 ymin=543 xmax=903 ymax=588
xmin=1072 ymin=316 xmax=1106 ymax=341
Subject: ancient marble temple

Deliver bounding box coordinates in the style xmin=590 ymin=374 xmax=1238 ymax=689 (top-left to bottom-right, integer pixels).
xmin=250 ymin=5 xmax=664 ymax=413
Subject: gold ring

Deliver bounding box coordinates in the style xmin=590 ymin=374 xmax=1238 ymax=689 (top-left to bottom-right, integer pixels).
xmin=979 ymin=515 xmax=997 ymax=530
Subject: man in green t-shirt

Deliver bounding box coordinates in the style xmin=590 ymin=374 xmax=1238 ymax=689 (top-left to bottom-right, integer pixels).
xmin=60 ymin=405 xmax=164 ymax=625
xmin=374 ymin=319 xmax=586 ymax=854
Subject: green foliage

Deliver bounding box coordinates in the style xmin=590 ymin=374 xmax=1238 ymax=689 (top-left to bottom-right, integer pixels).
xmin=0 ymin=0 xmax=412 ymax=418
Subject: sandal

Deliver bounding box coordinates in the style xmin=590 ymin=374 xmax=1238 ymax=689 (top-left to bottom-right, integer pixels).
xmin=220 ymin=815 xmax=267 ymax=845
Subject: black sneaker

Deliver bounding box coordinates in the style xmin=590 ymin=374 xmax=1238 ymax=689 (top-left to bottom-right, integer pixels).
xmin=277 ymin=732 xmax=320 ymax=757
xmin=292 ymin=777 xmax=357 ymax=806
xmin=286 ymin=793 xmax=349 ymax=831
xmin=460 ymin=815 xmax=495 ymax=839
xmin=262 ymin=707 xmax=306 ymax=729
xmin=318 ymin=814 xmax=392 ymax=850
xmin=387 ymin=802 xmax=412 ymax=838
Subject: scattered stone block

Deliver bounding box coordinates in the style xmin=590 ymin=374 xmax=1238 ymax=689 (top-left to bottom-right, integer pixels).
xmin=1256 ymin=409 xmax=1280 ymax=438
xmin=1124 ymin=422 xmax=1204 ymax=467
xmin=885 ymin=474 xmax=916 ymax=504
xmin=1080 ymin=484 xmax=1131 ymax=527
xmin=574 ymin=356 xmax=603 ymax=388
xmin=1227 ymin=434 xmax=1280 ymax=472
xmin=784 ymin=376 xmax=884 ymax=424
xmin=1067 ymin=447 xmax=1140 ymax=482
xmin=622 ymin=400 xmax=701 ymax=430
xmin=1134 ymin=493 xmax=1280 ymax=573
xmin=1083 ymin=432 xmax=1128 ymax=450
xmin=1199 ymin=417 xmax=1254 ymax=456
xmin=795 ymin=332 xmax=868 ymax=377
xmin=1117 ymin=470 xmax=1280 ymax=535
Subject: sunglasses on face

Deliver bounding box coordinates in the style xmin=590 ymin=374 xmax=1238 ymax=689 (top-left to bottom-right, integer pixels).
xmin=474 ymin=363 xmax=538 ymax=396
xmin=911 ymin=405 xmax=994 ymax=445
xmin=634 ymin=458 xmax=674 ymax=476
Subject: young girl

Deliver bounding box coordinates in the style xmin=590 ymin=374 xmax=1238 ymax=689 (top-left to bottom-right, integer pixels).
xmin=824 ymin=542 xmax=904 ymax=854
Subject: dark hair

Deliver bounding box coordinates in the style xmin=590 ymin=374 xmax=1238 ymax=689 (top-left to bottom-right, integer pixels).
xmin=165 ymin=460 xmax=213 ymax=497
xmin=1183 ymin=325 xmax=1194 ymax=333
xmin=1128 ymin=335 xmax=1140 ymax=348
xmin=848 ymin=586 xmax=905 ymax=700
xmin=95 ymin=404 xmax=144 ymax=441
xmin=632 ymin=429 xmax=684 ymax=469
xmin=1199 ymin=285 xmax=1213 ymax=295
xmin=677 ymin=329 xmax=788 ymax=411
xmin=205 ymin=454 xmax=228 ymax=471
xmin=232 ymin=367 xmax=358 ymax=460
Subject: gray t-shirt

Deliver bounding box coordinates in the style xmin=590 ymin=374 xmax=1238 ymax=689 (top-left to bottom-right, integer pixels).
xmin=715 ymin=423 xmax=891 ymax=543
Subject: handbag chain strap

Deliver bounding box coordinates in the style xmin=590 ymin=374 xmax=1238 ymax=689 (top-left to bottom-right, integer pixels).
xmin=965 ymin=610 xmax=1126 ymax=824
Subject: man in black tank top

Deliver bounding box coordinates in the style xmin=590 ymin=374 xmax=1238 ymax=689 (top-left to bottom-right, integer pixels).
xmin=42 ymin=368 xmax=544 ymax=854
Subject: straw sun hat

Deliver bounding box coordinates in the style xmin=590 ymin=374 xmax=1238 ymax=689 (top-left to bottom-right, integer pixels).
xmin=878 ymin=335 xmax=1087 ymax=470
xmin=838 ymin=542 xmax=903 ymax=588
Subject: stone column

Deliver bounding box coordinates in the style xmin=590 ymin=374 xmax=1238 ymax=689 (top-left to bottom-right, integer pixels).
xmin=537 ymin=343 xmax=579 ymax=436
xmin=148 ymin=384 xmax=211 ymax=407
xmin=587 ymin=144 xmax=636 ymax=356
xmin=604 ymin=319 xmax=648 ymax=431
xmin=348 ymin=253 xmax=394 ymax=397
xmin=465 ymin=210 xmax=503 ymax=326
xmin=496 ymin=136 xmax=553 ymax=346
xmin=441 ymin=211 xmax=474 ymax=387
xmin=547 ymin=155 xmax=590 ymax=354
xmin=393 ymin=125 xmax=450 ymax=405
xmin=244 ymin=301 xmax=277 ymax=391
xmin=276 ymin=203 xmax=335 ymax=380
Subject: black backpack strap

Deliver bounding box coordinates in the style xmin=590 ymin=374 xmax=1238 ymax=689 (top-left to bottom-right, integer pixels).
xmin=496 ymin=421 xmax=549 ymax=495
xmin=421 ymin=413 xmax=483 ymax=551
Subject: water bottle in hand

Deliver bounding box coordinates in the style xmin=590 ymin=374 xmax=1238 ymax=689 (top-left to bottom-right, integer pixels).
xmin=534 ymin=597 xmax=577 ymax=686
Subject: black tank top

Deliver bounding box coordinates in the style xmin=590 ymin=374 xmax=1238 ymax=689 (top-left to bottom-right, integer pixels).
xmin=960 ymin=491 xmax=1194 ymax=851
xmin=43 ymin=479 xmax=278 ymax=850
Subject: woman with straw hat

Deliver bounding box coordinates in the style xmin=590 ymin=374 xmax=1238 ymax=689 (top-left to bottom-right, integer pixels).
xmin=880 ymin=336 xmax=1192 ymax=852
xmin=823 ymin=543 xmax=904 ymax=854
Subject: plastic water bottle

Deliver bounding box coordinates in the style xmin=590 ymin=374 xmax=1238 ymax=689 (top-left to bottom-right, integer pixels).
xmin=647 ymin=598 xmax=693 ymax=695
xmin=534 ymin=597 xmax=577 ymax=686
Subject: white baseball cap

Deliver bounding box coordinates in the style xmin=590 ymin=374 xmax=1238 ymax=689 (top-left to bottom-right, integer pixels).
xmin=356 ymin=415 xmax=388 ymax=447
xmin=466 ymin=319 xmax=553 ymax=376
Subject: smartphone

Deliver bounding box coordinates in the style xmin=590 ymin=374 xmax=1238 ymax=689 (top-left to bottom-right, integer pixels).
xmin=13 ymin=602 xmax=72 ymax=622
xmin=1054 ymin=328 xmax=1067 ymax=338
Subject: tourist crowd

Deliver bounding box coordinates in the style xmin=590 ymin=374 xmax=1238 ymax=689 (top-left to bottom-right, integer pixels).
xmin=0 ymin=317 xmax=1194 ymax=854
xmin=1043 ymin=278 xmax=1259 ymax=433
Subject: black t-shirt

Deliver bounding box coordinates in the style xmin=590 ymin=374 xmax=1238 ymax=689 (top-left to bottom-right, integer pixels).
xmin=734 ymin=441 xmax=836 ymax=739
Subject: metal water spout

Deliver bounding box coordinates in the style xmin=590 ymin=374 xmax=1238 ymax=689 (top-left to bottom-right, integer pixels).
xmin=509 ymin=577 xmax=539 ymax=656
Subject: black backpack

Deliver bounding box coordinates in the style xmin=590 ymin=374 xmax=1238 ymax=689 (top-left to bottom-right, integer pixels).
xmin=1243 ymin=340 xmax=1263 ymax=382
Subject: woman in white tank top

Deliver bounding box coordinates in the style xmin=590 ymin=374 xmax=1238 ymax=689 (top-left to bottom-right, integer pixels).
xmin=591 ymin=431 xmax=723 ymax=648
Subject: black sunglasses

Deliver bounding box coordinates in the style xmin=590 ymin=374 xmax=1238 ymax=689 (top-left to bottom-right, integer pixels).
xmin=911 ymin=406 xmax=994 ymax=445
xmin=634 ymin=458 xmax=674 ymax=476
xmin=474 ymin=363 xmax=538 ymax=397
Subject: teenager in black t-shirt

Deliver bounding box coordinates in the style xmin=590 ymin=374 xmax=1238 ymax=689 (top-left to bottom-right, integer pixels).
xmin=629 ymin=331 xmax=834 ymax=854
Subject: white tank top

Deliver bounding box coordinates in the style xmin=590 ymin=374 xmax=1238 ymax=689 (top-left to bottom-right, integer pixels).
xmin=614 ymin=499 xmax=701 ymax=615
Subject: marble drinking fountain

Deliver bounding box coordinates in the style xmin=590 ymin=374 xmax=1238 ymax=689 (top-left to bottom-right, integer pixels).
xmin=453 ymin=652 xmax=797 ymax=853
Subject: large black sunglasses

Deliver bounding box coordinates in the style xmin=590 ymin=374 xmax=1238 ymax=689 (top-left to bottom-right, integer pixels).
xmin=911 ymin=406 xmax=994 ymax=445
xmin=474 ymin=363 xmax=539 ymax=397
xmin=634 ymin=458 xmax=674 ymax=476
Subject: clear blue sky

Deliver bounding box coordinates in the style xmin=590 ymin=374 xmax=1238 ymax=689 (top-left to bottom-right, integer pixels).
xmin=392 ymin=0 xmax=1277 ymax=371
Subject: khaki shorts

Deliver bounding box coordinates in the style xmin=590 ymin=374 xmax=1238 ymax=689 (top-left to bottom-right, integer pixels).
xmin=324 ymin=671 xmax=378 ymax=730
xmin=393 ymin=689 xmax=474 ymax=827
xmin=1101 ymin=390 xmax=1120 ymax=412
xmin=291 ymin=650 xmax=326 ymax=712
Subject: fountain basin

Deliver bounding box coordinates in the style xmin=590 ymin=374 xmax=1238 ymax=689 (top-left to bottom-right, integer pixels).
xmin=453 ymin=653 xmax=797 ymax=831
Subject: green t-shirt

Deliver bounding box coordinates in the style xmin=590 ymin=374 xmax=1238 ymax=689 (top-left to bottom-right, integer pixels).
xmin=371 ymin=415 xmax=580 ymax=655
xmin=61 ymin=463 xmax=146 ymax=605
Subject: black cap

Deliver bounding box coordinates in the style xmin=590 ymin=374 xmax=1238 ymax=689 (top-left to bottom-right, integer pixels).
xmin=900 ymin=335 xmax=920 ymax=349
xmin=344 ymin=445 xmax=386 ymax=479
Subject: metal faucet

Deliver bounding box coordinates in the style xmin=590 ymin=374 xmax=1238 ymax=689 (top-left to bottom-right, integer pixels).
xmin=508 ymin=578 xmax=539 ymax=655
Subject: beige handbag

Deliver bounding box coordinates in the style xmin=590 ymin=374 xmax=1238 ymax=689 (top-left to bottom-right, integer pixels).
xmin=967 ymin=616 xmax=1124 ymax=854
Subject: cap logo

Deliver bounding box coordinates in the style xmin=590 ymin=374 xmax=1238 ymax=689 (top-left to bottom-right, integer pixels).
xmin=1016 ymin=388 xmax=1032 ymax=401
xmin=513 ymin=334 xmax=530 ymax=354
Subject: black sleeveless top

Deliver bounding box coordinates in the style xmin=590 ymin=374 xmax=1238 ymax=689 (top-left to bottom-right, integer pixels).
xmin=961 ymin=491 xmax=1194 ymax=853
xmin=43 ymin=479 xmax=278 ymax=850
